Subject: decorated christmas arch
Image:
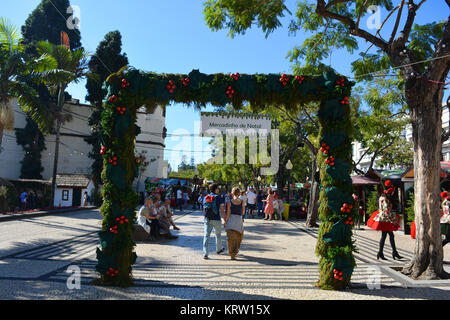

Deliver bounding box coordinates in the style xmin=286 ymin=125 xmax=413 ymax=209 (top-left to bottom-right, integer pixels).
xmin=95 ymin=66 xmax=356 ymax=290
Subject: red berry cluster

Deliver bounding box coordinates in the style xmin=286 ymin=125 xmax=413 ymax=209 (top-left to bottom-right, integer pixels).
xmin=340 ymin=97 xmax=349 ymax=105
xmin=320 ymin=142 xmax=330 ymax=155
xmin=115 ymin=215 xmax=129 ymax=225
xmin=181 ymin=77 xmax=190 ymax=87
xmin=100 ymin=146 xmax=107 ymax=155
xmin=121 ymin=78 xmax=130 ymax=88
xmin=108 ymin=156 xmax=118 ymax=166
xmin=166 ymin=80 xmax=176 ymax=93
xmin=106 ymin=267 xmax=119 ymax=277
xmin=336 ymin=78 xmax=345 ymax=87
xmin=109 ymin=225 xmax=118 ymax=234
xmin=230 ymin=72 xmax=240 ymax=80
xmin=116 ymin=106 xmax=126 ymax=115
xmin=279 ymin=74 xmax=289 ymax=86
xmin=325 ymin=156 xmax=335 ymax=166
xmin=333 ymin=269 xmax=344 ymax=281
xmin=108 ymin=95 xmax=118 ymax=104
xmin=226 ymin=85 xmax=235 ymax=98
xmin=340 ymin=203 xmax=353 ymax=213
xmin=295 ymin=75 xmax=305 ymax=83
xmin=344 ymin=216 xmax=354 ymax=225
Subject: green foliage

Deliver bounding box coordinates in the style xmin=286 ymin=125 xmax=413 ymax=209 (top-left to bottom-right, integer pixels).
xmin=367 ymin=190 xmax=378 ymax=216
xmin=203 ymin=0 xmax=290 ymax=38
xmin=21 ymin=0 xmax=82 ymax=53
xmin=91 ymin=187 xmax=103 ymax=207
xmin=405 ymin=192 xmax=415 ymax=226
xmin=85 ymin=31 xmax=129 ymax=186
xmin=0 ymin=18 xmax=25 ymax=134
xmin=15 ymin=117 xmax=46 ymax=179
xmin=352 ymin=77 xmax=413 ymax=171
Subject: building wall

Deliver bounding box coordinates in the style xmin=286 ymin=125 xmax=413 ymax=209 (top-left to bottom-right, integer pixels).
xmin=0 ymin=99 xmax=168 ymax=189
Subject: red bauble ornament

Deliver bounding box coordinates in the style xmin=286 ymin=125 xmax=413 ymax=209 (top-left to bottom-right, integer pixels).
xmin=336 ymin=78 xmax=345 ymax=87
xmin=181 ymin=77 xmax=190 ymax=87
xmin=166 ymin=80 xmax=176 ymax=93
xmin=340 ymin=97 xmax=349 ymax=105
xmin=230 ymin=73 xmax=240 ymax=80
xmin=108 ymin=95 xmax=118 ymax=104
xmin=225 ymin=85 xmax=235 ymax=98
xmin=121 ymin=78 xmax=130 ymax=88
xmin=100 ymin=146 xmax=107 ymax=155
xmin=295 ymin=75 xmax=305 ymax=83
xmin=279 ymin=74 xmax=289 ymax=86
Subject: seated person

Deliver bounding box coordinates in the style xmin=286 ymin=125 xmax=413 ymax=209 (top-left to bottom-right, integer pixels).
xmin=137 ymin=197 xmax=161 ymax=241
xmin=163 ymin=199 xmax=180 ymax=230
xmin=153 ymin=194 xmax=178 ymax=239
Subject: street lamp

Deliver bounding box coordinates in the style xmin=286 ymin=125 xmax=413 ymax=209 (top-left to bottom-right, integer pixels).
xmin=286 ymin=160 xmax=293 ymax=202
xmin=257 ymin=176 xmax=262 ymax=189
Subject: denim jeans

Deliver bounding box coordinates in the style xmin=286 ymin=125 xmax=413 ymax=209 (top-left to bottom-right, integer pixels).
xmin=203 ymin=218 xmax=223 ymax=256
xmin=177 ymin=198 xmax=183 ymax=211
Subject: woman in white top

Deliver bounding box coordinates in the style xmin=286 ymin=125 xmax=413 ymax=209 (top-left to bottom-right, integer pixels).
xmin=137 ymin=198 xmax=160 ymax=240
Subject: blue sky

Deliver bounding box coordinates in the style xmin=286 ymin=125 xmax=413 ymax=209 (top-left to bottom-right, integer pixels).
xmin=4 ymin=0 xmax=449 ymax=170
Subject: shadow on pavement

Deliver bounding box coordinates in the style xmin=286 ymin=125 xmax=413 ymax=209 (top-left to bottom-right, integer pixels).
xmin=238 ymin=254 xmax=316 ymax=266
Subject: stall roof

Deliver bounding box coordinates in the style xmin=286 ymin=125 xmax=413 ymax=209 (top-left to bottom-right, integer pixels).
xmin=402 ymin=162 xmax=450 ymax=181
xmin=147 ymin=178 xmax=192 ymax=186
xmin=351 ymin=175 xmax=380 ymax=185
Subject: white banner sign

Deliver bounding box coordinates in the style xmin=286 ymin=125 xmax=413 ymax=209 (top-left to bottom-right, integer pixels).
xmin=200 ymin=112 xmax=272 ymax=136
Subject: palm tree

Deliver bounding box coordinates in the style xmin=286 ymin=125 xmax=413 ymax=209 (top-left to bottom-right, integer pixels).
xmin=19 ymin=40 xmax=89 ymax=206
xmin=0 ymin=18 xmax=24 ymax=153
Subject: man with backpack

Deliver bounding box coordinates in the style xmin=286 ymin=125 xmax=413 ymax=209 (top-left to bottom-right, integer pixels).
xmin=202 ymin=183 xmax=226 ymax=259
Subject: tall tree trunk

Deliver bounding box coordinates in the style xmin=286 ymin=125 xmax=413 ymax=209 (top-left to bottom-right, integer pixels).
xmin=402 ymin=79 xmax=448 ymax=280
xmin=306 ymin=159 xmax=319 ymax=228
xmin=50 ymin=116 xmax=61 ymax=207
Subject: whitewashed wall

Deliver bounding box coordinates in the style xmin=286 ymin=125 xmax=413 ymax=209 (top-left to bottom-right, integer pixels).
xmin=0 ymin=99 xmax=167 ymax=186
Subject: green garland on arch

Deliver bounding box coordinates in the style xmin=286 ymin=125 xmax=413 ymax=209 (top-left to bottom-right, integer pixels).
xmin=95 ymin=66 xmax=355 ymax=290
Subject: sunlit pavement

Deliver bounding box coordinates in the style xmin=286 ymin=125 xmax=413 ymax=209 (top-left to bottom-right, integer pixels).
xmin=1 ymin=207 xmax=450 ymax=300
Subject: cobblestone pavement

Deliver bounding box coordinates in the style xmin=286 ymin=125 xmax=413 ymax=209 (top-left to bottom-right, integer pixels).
xmin=1 ymin=208 xmax=450 ymax=300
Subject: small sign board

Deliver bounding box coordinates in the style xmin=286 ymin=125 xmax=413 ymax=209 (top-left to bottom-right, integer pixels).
xmin=200 ymin=112 xmax=272 ymax=136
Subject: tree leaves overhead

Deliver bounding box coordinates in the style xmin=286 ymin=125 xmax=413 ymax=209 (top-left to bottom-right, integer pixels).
xmin=204 ymin=0 xmax=290 ymax=38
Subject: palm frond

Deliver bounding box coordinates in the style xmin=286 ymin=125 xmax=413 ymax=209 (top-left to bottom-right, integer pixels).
xmin=0 ymin=17 xmax=23 ymax=53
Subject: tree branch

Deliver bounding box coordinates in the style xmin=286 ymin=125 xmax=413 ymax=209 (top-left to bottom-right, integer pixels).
xmin=388 ymin=0 xmax=405 ymax=44
xmin=325 ymin=0 xmax=351 ymax=10
xmin=391 ymin=0 xmax=421 ymax=52
xmin=315 ymin=0 xmax=388 ymax=50
xmin=427 ymin=16 xmax=450 ymax=84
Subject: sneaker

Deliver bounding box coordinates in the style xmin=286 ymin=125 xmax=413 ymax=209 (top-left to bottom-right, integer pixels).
xmin=203 ymin=255 xmax=209 ymax=260
xmin=217 ymin=248 xmax=225 ymax=255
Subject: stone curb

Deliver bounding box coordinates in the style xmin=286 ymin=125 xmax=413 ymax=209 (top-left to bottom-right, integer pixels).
xmin=0 ymin=206 xmax=98 ymax=222
xmin=379 ymin=265 xmax=450 ymax=288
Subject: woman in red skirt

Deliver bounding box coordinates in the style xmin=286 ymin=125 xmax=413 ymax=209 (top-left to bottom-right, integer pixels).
xmin=367 ymin=180 xmax=403 ymax=260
